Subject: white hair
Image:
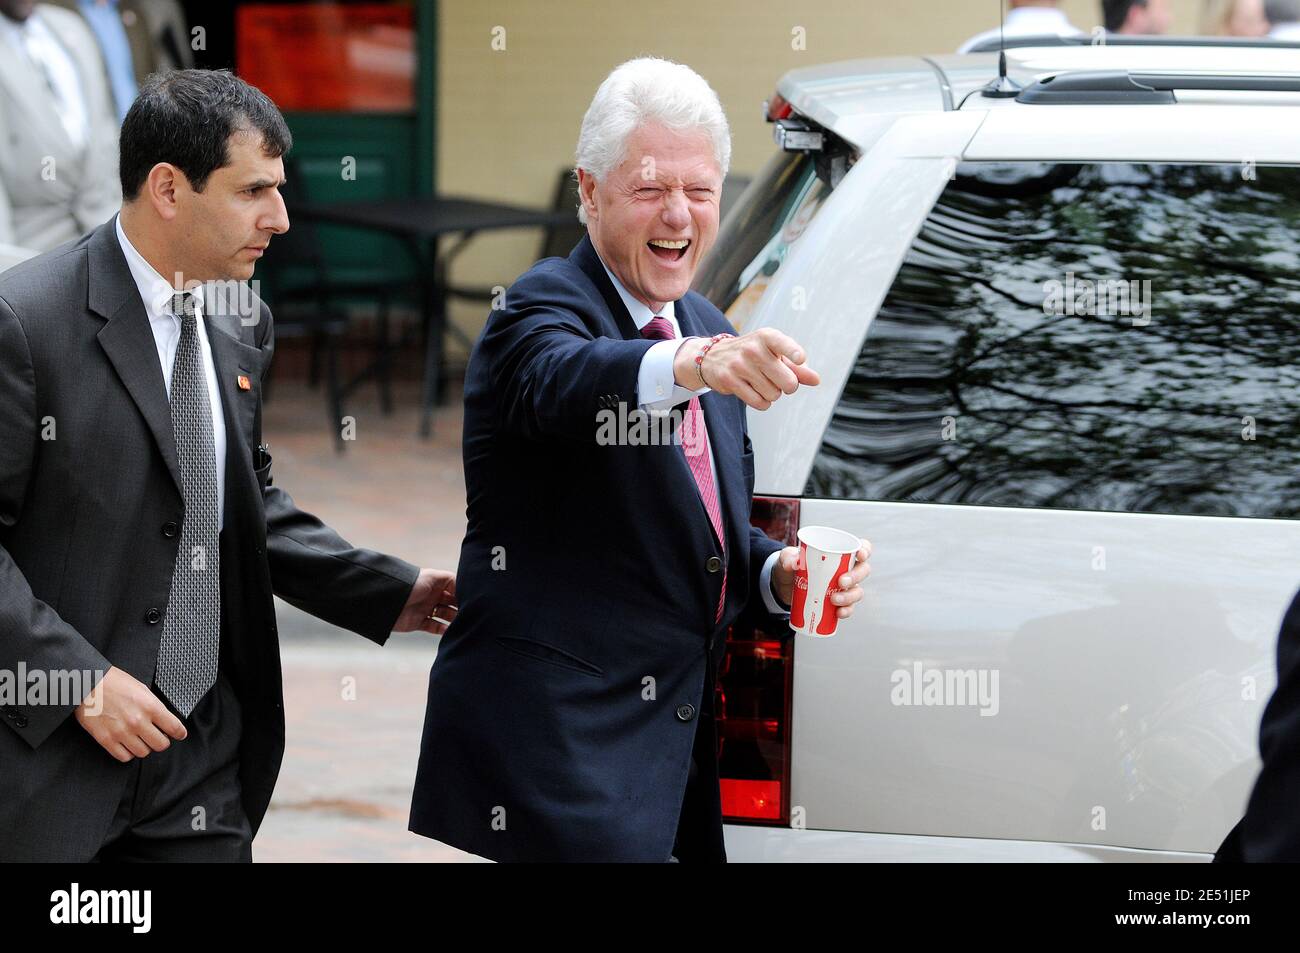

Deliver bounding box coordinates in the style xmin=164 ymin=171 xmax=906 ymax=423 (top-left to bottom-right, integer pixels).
xmin=573 ymin=57 xmax=731 ymax=225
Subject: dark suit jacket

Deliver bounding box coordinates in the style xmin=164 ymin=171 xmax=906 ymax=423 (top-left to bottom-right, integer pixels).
xmin=0 ymin=217 xmax=418 ymax=862
xmin=1215 ymin=587 xmax=1300 ymax=862
xmin=408 ymin=233 xmax=785 ymax=862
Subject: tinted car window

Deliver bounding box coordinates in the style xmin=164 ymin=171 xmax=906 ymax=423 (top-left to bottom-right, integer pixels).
xmin=694 ymin=149 xmax=829 ymax=332
xmin=808 ymin=162 xmax=1300 ymax=519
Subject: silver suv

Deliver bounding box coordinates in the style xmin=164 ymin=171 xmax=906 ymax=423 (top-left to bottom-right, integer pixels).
xmin=704 ymin=37 xmax=1300 ymax=862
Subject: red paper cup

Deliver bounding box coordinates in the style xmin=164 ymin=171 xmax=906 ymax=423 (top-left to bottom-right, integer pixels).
xmin=789 ymin=525 xmax=860 ymax=638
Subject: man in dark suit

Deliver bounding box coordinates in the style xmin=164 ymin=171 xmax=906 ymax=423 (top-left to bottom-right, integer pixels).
xmin=0 ymin=69 xmax=457 ymax=862
xmin=408 ymin=56 xmax=871 ymax=862
xmin=1215 ymin=588 xmax=1300 ymax=861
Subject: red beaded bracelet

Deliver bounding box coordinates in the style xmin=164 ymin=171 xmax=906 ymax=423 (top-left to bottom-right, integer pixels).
xmin=695 ymin=333 xmax=734 ymax=388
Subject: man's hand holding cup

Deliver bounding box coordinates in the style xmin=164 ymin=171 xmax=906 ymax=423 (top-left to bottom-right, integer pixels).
xmin=774 ymin=531 xmax=872 ymax=636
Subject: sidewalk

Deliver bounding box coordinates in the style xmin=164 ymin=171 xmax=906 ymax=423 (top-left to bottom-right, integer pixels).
xmin=254 ymin=378 xmax=486 ymax=862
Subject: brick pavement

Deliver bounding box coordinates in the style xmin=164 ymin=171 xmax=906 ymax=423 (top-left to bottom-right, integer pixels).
xmin=253 ymin=379 xmax=487 ymax=862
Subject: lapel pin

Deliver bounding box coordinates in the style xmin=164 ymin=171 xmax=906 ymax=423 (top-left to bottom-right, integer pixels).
xmin=237 ymin=375 xmax=252 ymax=391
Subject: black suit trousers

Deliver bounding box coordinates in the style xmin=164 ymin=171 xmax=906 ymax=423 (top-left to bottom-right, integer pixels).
xmin=93 ymin=670 xmax=250 ymax=863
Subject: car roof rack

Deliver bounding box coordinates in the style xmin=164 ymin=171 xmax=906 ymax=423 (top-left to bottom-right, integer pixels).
xmin=965 ymin=34 xmax=1300 ymax=53
xmin=1016 ymin=70 xmax=1300 ymax=104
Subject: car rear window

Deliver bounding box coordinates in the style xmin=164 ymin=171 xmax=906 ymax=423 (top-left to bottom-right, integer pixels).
xmin=807 ymin=162 xmax=1300 ymax=519
xmin=694 ymin=148 xmax=830 ymax=332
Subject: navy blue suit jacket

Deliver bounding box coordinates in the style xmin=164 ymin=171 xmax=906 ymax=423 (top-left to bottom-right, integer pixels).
xmin=408 ymin=233 xmax=785 ymax=862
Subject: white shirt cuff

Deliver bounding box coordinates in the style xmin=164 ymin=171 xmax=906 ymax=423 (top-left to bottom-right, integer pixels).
xmin=759 ymin=549 xmax=789 ymax=616
xmin=637 ymin=337 xmax=710 ymax=411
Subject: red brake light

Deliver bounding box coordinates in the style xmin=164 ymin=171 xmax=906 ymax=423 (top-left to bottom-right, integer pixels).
xmin=717 ymin=496 xmax=799 ymax=825
xmin=720 ymin=780 xmax=783 ymax=821
xmin=765 ymin=93 xmax=793 ymax=122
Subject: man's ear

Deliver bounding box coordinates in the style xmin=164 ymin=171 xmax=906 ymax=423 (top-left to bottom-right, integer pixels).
xmin=577 ymin=168 xmax=598 ymax=221
xmin=144 ymin=163 xmax=183 ymax=221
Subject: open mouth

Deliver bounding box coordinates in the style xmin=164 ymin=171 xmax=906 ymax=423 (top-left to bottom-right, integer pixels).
xmin=647 ymin=239 xmax=690 ymax=263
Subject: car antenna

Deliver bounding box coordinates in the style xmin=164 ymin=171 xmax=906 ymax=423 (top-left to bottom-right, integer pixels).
xmin=981 ymin=0 xmax=1023 ymax=98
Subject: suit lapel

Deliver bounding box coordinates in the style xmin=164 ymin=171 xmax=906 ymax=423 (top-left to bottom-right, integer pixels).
xmin=570 ymin=233 xmax=643 ymax=341
xmin=202 ymin=298 xmax=261 ymax=447
xmin=573 ymin=231 xmax=745 ymax=544
xmin=201 ymin=287 xmax=266 ymax=528
xmin=90 ymin=220 xmax=183 ymax=495
xmin=90 ymin=221 xmax=266 ymax=512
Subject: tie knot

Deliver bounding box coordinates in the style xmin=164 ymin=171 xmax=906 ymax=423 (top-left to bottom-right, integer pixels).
xmin=171 ymin=291 xmax=198 ymax=321
xmin=641 ymin=316 xmax=675 ymax=341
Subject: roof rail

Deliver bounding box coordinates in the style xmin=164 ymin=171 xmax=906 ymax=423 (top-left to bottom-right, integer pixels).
xmin=965 ymin=34 xmax=1300 ymax=54
xmin=1016 ymin=70 xmax=1300 ymax=104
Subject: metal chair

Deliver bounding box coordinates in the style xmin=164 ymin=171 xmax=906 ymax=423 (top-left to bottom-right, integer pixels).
xmin=441 ymin=169 xmax=586 ymax=308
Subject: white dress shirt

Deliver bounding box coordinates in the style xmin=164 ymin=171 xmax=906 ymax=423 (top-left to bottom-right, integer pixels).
xmin=595 ymin=251 xmax=788 ymax=616
xmin=958 ymin=6 xmax=1084 ymax=53
xmin=115 ymin=214 xmax=228 ymax=529
xmin=0 ymin=10 xmax=91 ymax=151
xmin=590 ymin=257 xmax=711 ymax=412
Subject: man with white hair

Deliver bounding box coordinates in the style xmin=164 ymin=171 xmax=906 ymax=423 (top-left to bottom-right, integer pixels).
xmin=409 ymin=57 xmax=871 ymax=862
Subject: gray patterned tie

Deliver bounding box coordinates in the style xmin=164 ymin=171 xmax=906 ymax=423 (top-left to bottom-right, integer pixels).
xmin=154 ymin=291 xmax=221 ymax=717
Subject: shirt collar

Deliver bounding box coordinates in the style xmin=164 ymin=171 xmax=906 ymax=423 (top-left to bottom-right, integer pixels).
xmin=593 ymin=245 xmax=676 ymax=331
xmin=115 ymin=213 xmax=204 ymax=321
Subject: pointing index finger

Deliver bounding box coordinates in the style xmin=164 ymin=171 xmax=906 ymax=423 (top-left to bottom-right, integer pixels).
xmin=759 ymin=327 xmax=806 ymax=364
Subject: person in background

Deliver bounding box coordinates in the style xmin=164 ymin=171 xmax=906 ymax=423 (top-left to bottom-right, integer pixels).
xmin=136 ymin=0 xmax=191 ymax=70
xmin=958 ymin=0 xmax=1083 ymax=53
xmin=1102 ymin=0 xmax=1173 ymax=34
xmin=0 ymin=0 xmax=120 ymax=252
xmin=46 ymin=0 xmax=160 ymax=122
xmin=1265 ymin=0 xmax=1300 ymax=37
xmin=1214 ymin=0 xmax=1272 ymax=36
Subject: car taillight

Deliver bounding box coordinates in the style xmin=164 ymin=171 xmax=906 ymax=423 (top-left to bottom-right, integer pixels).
xmin=717 ymin=496 xmax=798 ymax=824
xmin=764 ymin=92 xmax=793 ymax=122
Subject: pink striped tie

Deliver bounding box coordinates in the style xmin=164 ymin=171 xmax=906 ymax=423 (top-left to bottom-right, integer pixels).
xmin=641 ymin=316 xmax=726 ymax=623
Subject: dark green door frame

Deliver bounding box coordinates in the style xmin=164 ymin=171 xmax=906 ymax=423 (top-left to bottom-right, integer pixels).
xmin=417 ymin=0 xmax=436 ymax=197
xmin=271 ymin=0 xmax=437 ymax=290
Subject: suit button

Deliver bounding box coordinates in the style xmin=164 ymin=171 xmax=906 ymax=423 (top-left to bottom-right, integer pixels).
xmin=675 ymin=703 xmax=697 ymax=722
xmin=706 ymin=556 xmax=722 ymax=573
xmin=14 ymin=715 xmax=27 ymax=728
xmin=145 ymin=607 xmax=162 ymax=624
xmin=162 ymin=521 xmax=179 ymax=538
